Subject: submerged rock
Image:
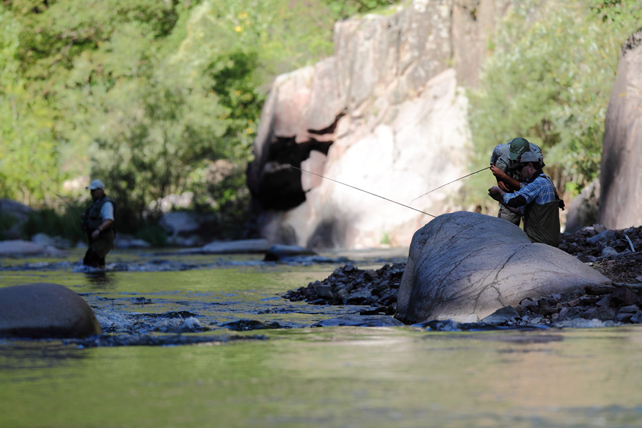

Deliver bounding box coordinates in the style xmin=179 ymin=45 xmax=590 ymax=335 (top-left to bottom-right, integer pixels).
xmin=394 ymin=212 xmax=611 ymax=324
xmin=0 ymin=283 xmax=102 ymax=338
xmin=186 ymin=239 xmax=271 ymax=255
xmin=264 ymin=244 xmax=316 ymax=261
xmin=313 ymin=315 xmax=404 ymax=328
xmin=220 ymin=319 xmax=284 ymax=331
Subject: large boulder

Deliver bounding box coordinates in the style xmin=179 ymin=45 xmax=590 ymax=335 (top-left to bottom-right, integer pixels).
xmin=598 ymin=30 xmax=642 ymax=229
xmin=0 ymin=283 xmax=102 ymax=338
xmin=395 ymin=212 xmax=611 ymax=323
xmin=247 ymin=0 xmax=511 ymax=250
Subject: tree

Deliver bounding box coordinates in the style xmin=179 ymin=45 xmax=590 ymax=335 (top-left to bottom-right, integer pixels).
xmin=467 ymin=0 xmax=639 ymax=207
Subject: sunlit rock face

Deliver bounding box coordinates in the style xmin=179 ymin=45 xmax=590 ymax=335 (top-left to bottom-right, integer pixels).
xmin=395 ymin=212 xmax=611 ymax=324
xmin=247 ymin=0 xmax=510 ymax=249
xmin=0 ymin=283 xmax=102 ymax=338
xmin=598 ymin=30 xmax=642 ymax=229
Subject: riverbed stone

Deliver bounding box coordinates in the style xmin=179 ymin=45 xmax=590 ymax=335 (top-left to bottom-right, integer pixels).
xmin=395 ymin=211 xmax=612 ymax=323
xmin=0 ymin=283 xmax=102 ymax=338
xmin=197 ymin=239 xmax=270 ymax=254
xmin=480 ymin=306 xmax=519 ymax=325
xmin=611 ymin=286 xmax=638 ymax=306
xmin=264 ymin=244 xmax=316 ymax=261
xmin=313 ymin=315 xmax=404 ymax=328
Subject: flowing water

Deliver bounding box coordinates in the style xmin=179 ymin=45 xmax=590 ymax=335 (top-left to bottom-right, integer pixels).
xmin=2 ymin=249 xmax=642 ymax=427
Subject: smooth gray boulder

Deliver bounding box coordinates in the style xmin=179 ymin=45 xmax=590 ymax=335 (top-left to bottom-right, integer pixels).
xmin=0 ymin=283 xmax=102 ymax=338
xmin=395 ymin=212 xmax=611 ymax=323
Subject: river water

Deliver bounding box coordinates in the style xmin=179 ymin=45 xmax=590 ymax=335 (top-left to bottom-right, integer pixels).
xmin=2 ymin=249 xmax=642 ymax=427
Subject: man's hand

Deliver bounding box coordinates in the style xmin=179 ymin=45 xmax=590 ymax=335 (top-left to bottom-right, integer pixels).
xmin=490 ymin=165 xmax=508 ymax=181
xmin=488 ymin=186 xmax=505 ymax=202
xmin=91 ymin=229 xmax=100 ymax=239
xmin=498 ymin=181 xmax=510 ymax=192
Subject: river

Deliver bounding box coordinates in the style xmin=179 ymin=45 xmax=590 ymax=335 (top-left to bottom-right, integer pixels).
xmin=2 ymin=249 xmax=642 ymax=427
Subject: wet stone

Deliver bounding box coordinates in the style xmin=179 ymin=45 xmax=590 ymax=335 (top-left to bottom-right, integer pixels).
xmin=480 ymin=306 xmax=520 ymax=325
xmin=596 ymin=296 xmax=611 ymax=307
xmin=615 ymin=312 xmax=634 ymax=323
xmin=558 ymin=307 xmax=583 ymax=321
xmin=631 ymin=312 xmax=642 ymax=324
xmin=281 ymin=224 xmax=642 ymax=328
xmin=611 ymin=286 xmax=638 ymax=306
xmin=313 ymin=315 xmax=404 ymax=328
xmin=220 ymin=319 xmax=284 ymax=331
xmin=618 ymin=305 xmax=639 ymax=314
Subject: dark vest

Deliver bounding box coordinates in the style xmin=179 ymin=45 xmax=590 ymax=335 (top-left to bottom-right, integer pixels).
xmin=523 ymin=175 xmax=561 ymax=247
xmin=85 ymin=196 xmax=115 ymax=231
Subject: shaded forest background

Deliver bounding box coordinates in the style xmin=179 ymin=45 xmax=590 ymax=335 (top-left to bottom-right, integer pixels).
xmin=0 ymin=0 xmax=640 ymax=244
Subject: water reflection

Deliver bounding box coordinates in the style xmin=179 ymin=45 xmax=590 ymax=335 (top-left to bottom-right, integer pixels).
xmin=84 ymin=271 xmax=116 ymax=286
xmin=0 ymin=341 xmax=87 ymax=379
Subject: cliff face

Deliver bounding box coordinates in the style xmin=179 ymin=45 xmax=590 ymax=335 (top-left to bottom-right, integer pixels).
xmin=598 ymin=29 xmax=642 ymax=229
xmin=247 ymin=0 xmax=510 ymax=249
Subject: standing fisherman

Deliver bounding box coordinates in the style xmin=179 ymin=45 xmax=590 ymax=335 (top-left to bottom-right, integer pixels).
xmin=488 ymin=152 xmax=564 ymax=247
xmin=81 ymin=180 xmax=115 ymax=268
xmin=489 ymin=137 xmax=543 ymax=226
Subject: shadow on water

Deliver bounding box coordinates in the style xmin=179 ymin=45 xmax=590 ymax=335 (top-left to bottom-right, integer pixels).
xmin=84 ymin=271 xmax=116 ymax=286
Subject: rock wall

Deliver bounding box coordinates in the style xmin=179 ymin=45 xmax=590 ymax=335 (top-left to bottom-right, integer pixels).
xmin=247 ymin=0 xmax=510 ymax=249
xmin=598 ymin=29 xmax=642 ymax=229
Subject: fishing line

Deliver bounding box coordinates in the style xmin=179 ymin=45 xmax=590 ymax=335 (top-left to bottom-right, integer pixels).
xmin=289 ymin=165 xmax=436 ymax=218
xmin=411 ymin=166 xmax=491 ymax=203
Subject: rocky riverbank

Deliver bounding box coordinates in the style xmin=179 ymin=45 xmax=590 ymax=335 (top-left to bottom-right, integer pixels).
xmin=284 ymin=224 xmax=642 ymax=328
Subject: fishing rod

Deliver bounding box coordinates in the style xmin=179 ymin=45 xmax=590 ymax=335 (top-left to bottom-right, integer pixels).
xmin=411 ymin=166 xmax=491 ymax=202
xmin=289 ymin=165 xmax=436 ymax=218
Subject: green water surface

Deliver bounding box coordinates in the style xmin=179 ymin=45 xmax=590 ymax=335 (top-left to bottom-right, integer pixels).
xmin=2 ymin=251 xmax=642 ymax=427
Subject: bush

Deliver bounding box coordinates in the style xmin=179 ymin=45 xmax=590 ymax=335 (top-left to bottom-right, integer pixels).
xmin=0 ymin=211 xmax=18 ymax=240
xmin=21 ymin=206 xmax=86 ymax=244
xmin=135 ymin=225 xmax=168 ymax=248
xmin=466 ymin=0 xmax=639 ymax=209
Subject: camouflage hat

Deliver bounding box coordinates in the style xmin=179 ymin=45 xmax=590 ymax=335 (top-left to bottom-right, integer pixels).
xmin=508 ymin=137 xmax=531 ymax=161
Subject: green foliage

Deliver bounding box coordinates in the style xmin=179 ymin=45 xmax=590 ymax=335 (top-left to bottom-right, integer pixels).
xmin=21 ymin=204 xmax=86 ymax=244
xmin=322 ymin=0 xmax=400 ymax=17
xmin=0 ymin=8 xmax=61 ymax=204
xmin=1 ymin=0 xmax=402 ymax=241
xmin=0 ymin=212 xmax=19 ymax=240
xmin=135 ymin=224 xmax=168 ymax=247
xmin=467 ymin=0 xmax=638 ymax=208
xmin=590 ymin=0 xmax=642 ymax=26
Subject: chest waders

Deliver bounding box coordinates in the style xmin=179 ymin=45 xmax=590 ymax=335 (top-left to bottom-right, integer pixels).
xmin=522 ymin=176 xmax=562 ymax=247
xmin=523 ymin=200 xmax=561 ymax=247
